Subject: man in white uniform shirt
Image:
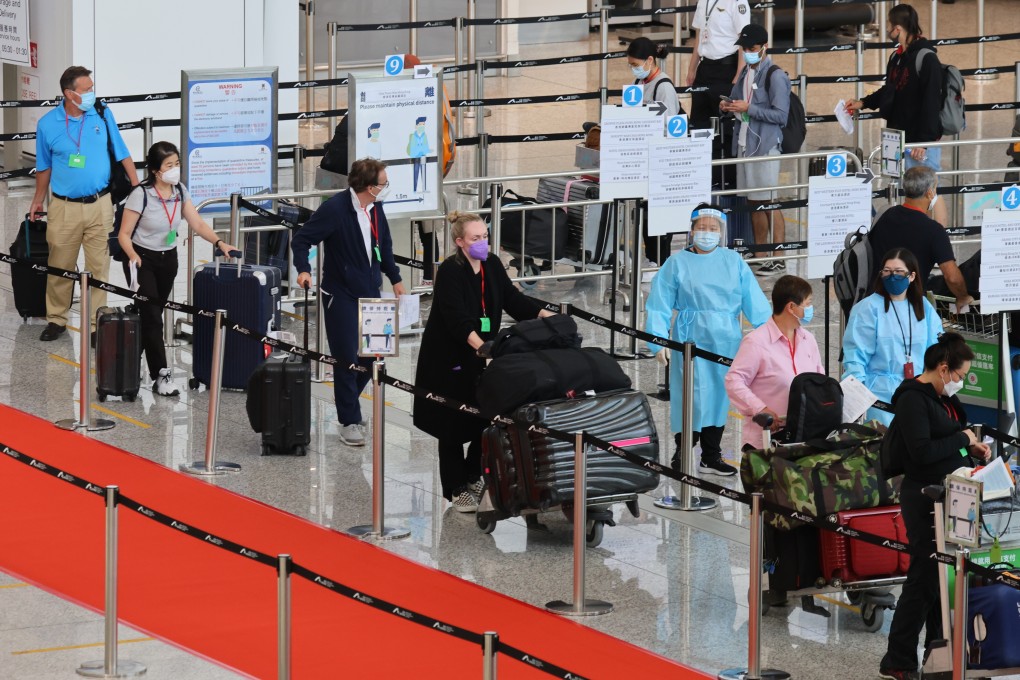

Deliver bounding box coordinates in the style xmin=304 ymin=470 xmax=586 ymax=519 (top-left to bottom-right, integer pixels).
xmin=686 ymin=0 xmax=751 ymax=129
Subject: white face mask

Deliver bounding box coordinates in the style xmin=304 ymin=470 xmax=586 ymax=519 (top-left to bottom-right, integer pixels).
xmin=928 ymin=192 xmax=939 ymax=213
xmin=371 ymin=184 xmax=390 ymax=202
xmin=160 ymin=166 xmax=181 ymax=185
xmin=943 ymin=370 xmax=964 ymax=397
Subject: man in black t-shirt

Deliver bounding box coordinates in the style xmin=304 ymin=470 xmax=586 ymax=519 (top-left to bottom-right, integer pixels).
xmin=868 ymin=166 xmax=971 ymax=310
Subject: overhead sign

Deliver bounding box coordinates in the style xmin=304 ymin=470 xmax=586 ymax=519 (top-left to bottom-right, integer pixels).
xmin=0 ymin=4 xmax=29 ymax=66
xmin=348 ymin=71 xmax=443 ymax=217
xmin=182 ymin=67 xmax=278 ymax=213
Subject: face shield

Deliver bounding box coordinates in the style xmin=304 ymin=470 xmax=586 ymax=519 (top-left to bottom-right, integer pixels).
xmin=686 ymin=207 xmax=728 ymax=250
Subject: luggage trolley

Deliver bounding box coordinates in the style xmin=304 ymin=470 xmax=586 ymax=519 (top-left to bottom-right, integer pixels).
xmin=930 ymin=295 xmax=1019 ymax=448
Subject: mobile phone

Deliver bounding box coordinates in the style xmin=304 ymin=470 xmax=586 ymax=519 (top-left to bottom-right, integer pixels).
xmin=719 ymin=95 xmax=733 ymax=102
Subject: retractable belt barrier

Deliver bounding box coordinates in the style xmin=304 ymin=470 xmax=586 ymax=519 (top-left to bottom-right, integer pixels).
xmin=0 ymin=441 xmax=593 ymax=679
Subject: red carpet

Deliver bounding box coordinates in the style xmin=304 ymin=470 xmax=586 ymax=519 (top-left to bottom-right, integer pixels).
xmin=0 ymin=404 xmax=710 ymax=679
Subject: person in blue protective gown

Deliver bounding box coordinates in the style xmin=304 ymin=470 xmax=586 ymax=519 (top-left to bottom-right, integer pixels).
xmin=842 ymin=247 xmax=943 ymax=426
xmin=645 ymin=203 xmax=771 ymax=476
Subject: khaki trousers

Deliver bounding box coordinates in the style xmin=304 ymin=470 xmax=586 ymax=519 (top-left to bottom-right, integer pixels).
xmin=45 ymin=194 xmax=113 ymax=330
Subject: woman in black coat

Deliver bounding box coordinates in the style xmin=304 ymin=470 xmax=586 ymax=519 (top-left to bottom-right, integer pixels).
xmin=879 ymin=332 xmax=991 ymax=679
xmin=413 ymin=211 xmax=552 ymax=512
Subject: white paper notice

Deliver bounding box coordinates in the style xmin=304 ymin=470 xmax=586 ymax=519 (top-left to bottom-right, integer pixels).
xmin=979 ymin=208 xmax=1020 ymax=313
xmin=971 ymin=456 xmax=1015 ymax=501
xmin=599 ymin=105 xmax=664 ymax=201
xmin=840 ymin=374 xmax=878 ymax=423
xmin=834 ymin=100 xmax=854 ymax=135
xmin=646 ymin=136 xmax=712 ymax=236
xmin=806 ymin=176 xmax=874 ymax=279
xmin=381 ymin=292 xmax=421 ymax=329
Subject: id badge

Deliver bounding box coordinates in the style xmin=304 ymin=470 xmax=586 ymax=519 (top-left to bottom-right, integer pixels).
xmin=68 ymin=153 xmax=86 ymax=168
xmin=903 ymin=361 xmax=914 ymax=379
xmin=165 ymin=229 xmax=177 ymax=246
xmin=373 ymin=245 xmax=381 ymax=262
xmin=480 ymin=317 xmax=491 ymax=333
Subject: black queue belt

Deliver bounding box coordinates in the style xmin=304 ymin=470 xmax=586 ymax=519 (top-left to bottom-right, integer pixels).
xmin=237 ymin=198 xmax=303 ymax=230
xmin=466 ymin=11 xmax=599 ymax=26
xmin=731 ymin=240 xmax=809 ymax=253
xmin=450 ymin=91 xmax=601 ymax=108
xmin=332 ymin=19 xmax=455 ymax=31
xmin=280 ymin=108 xmax=349 ymax=121
xmin=279 ymin=77 xmax=350 ymax=89
xmin=488 ymin=50 xmax=628 ymax=70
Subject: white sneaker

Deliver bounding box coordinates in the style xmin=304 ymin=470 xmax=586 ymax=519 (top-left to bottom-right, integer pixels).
xmin=470 ymin=478 xmax=485 ymax=499
xmin=153 ymin=368 xmax=180 ymax=397
xmin=339 ymin=423 xmax=366 ymax=446
xmin=452 ymin=490 xmax=478 ymax=513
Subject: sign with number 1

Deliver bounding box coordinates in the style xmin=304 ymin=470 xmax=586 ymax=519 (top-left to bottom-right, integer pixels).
xmin=622 ymin=84 xmax=643 ymax=108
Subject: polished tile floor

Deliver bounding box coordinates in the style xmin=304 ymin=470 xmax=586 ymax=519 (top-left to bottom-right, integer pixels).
xmin=2 ymin=4 xmax=1019 ymax=677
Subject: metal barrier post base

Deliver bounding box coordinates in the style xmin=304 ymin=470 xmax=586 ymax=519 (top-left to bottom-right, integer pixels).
xmin=76 ymin=659 xmax=147 ymax=678
xmin=717 ymin=668 xmax=790 ymax=680
xmin=544 ymin=599 xmax=613 ymax=617
xmin=178 ymin=461 xmax=241 ymax=476
xmin=346 ymin=525 xmax=410 ymax=541
xmin=56 ymin=418 xmax=116 ymax=432
xmin=653 ymin=494 xmax=717 ymax=512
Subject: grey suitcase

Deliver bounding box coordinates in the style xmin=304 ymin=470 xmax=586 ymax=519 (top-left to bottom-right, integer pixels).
xmin=536 ymin=176 xmax=615 ymax=265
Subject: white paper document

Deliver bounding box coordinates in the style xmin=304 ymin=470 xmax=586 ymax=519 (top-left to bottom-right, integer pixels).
xmin=834 ymin=100 xmax=855 ymax=135
xmin=971 ymin=456 xmax=1016 ymax=501
xmin=840 ymin=374 xmax=878 ymax=423
xmin=598 ymin=105 xmax=664 ymax=200
xmin=646 ymin=135 xmax=712 ymax=236
xmin=381 ymin=292 xmax=420 ymax=329
xmin=806 ymin=176 xmax=874 ymax=279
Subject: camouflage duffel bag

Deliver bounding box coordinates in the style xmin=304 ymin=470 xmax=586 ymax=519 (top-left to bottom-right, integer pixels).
xmin=740 ymin=422 xmax=900 ymax=531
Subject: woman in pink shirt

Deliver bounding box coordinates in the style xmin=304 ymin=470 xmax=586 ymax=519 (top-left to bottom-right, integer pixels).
xmin=725 ymin=275 xmax=825 ymax=450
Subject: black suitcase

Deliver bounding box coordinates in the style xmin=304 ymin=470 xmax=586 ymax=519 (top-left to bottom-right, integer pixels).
xmin=192 ymin=255 xmax=281 ymax=390
xmin=536 ymin=177 xmax=615 ymax=265
xmin=719 ymin=194 xmax=754 ymax=251
xmin=482 ymin=390 xmax=660 ymax=512
xmin=476 ymin=347 xmax=632 ymax=419
xmin=482 ymin=188 xmax=566 ymax=263
xmin=809 ymin=146 xmax=865 ymax=177
xmin=245 ymin=290 xmax=312 ymax=456
xmin=9 ymin=214 xmax=48 ymax=320
xmin=764 ymin=524 xmax=823 ymax=594
xmin=95 ymin=306 xmax=141 ymax=402
xmin=242 ymin=200 xmax=313 ymax=280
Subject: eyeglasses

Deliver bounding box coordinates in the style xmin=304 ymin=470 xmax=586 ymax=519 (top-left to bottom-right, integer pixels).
xmin=374 ymin=181 xmax=390 ymax=189
xmin=880 ymin=268 xmax=909 ymax=277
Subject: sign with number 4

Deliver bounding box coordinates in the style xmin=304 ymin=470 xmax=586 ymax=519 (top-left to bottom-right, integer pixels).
xmin=1002 ymin=185 xmax=1020 ymax=211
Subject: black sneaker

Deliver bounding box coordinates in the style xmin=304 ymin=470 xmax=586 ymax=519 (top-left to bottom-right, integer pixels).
xmin=39 ymin=322 xmax=66 ymax=341
xmin=699 ymin=458 xmax=737 ymax=476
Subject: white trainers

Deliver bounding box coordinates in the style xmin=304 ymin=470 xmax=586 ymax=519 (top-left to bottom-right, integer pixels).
xmin=452 ymin=490 xmax=479 ymax=513
xmin=339 ymin=423 xmax=366 ymax=446
xmin=153 ymin=368 xmax=180 ymax=397
xmin=469 ymin=478 xmax=485 ymax=499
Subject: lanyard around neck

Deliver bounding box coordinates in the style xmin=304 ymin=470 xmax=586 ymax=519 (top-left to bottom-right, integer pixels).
xmin=479 ymin=265 xmax=487 ymax=317
xmin=154 ymin=186 xmax=178 ymax=229
xmin=889 ymin=299 xmax=913 ymax=359
xmin=65 ymin=111 xmax=85 ymax=152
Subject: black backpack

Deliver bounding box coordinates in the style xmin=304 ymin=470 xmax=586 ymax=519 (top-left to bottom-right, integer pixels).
xmin=782 ymin=373 xmax=843 ymax=443
xmin=763 ymin=65 xmax=806 ymax=154
xmin=485 ymin=314 xmax=581 ymax=359
xmin=320 ymin=116 xmax=349 ymax=174
xmin=879 ymin=418 xmax=905 ymax=478
xmin=832 ymin=226 xmax=874 ymax=321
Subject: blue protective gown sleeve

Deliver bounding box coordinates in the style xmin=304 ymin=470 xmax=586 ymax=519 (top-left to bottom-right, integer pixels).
xmin=644 ymin=254 xmax=680 ymax=355
xmin=738 ymin=258 xmax=772 ymax=329
xmin=841 ymin=296 xmax=876 ymax=383
xmin=923 ymin=298 xmax=943 ymax=350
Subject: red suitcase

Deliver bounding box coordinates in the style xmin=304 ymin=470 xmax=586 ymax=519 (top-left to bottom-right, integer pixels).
xmin=819 ymin=506 xmax=907 ymax=586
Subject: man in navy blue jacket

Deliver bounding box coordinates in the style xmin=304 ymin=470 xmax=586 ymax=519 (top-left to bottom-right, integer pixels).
xmin=293 ymin=158 xmax=405 ymax=446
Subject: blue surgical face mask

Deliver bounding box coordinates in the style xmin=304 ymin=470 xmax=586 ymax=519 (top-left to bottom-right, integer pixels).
xmin=799 ymin=305 xmax=814 ymax=326
xmin=882 ymin=273 xmax=911 ymax=296
xmin=743 ymin=48 xmax=762 ymax=65
xmin=631 ymin=64 xmax=651 ymax=79
xmin=77 ymin=91 xmax=96 ymax=111
xmin=692 ymin=231 xmax=720 ymax=252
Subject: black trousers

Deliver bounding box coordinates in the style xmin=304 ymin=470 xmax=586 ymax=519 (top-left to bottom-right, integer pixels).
xmin=643 ymin=232 xmax=673 ymax=267
xmin=690 ymin=55 xmax=739 ymax=130
xmin=438 ymin=436 xmax=482 ymax=500
xmin=122 ymin=246 xmax=177 ymax=380
xmin=673 ymin=426 xmax=724 ymax=464
xmin=881 ymin=480 xmax=943 ymax=671
xmin=417 ymin=223 xmax=437 ymax=280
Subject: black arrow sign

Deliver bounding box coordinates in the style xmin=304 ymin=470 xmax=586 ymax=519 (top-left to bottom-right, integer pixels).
xmin=855 ymin=167 xmax=875 ymax=184
xmin=648 ymin=101 xmax=667 ymax=116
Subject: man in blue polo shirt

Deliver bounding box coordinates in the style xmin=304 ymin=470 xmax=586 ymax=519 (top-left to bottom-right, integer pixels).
xmin=29 ymin=66 xmax=136 ymax=343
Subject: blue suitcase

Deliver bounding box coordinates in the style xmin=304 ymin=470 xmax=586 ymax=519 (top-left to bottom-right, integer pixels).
xmin=968 ymin=583 xmax=1020 ymax=669
xmin=192 ymin=257 xmax=281 ymax=390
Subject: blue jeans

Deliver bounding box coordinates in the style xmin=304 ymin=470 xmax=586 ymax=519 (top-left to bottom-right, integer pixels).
xmin=904 ymin=145 xmax=941 ymax=172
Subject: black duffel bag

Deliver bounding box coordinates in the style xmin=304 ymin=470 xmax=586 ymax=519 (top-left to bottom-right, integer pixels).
xmin=477 ymin=347 xmax=631 ymax=418
xmin=482 ymin=314 xmax=581 ymax=359
xmin=482 ymin=188 xmax=566 ymax=261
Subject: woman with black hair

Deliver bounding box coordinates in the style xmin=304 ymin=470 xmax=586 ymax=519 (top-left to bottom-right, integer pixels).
xmin=845 ymin=3 xmax=947 ymax=225
xmin=842 ymin=247 xmax=942 ymax=425
xmin=879 ymin=332 xmax=990 ymax=680
xmin=118 ymin=142 xmax=237 ymax=396
xmin=625 ymin=37 xmax=685 ymax=267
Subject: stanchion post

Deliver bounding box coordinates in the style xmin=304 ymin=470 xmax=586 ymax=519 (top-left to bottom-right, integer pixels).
xmin=672 ymin=14 xmax=683 ymax=86
xmin=277 ymin=554 xmax=292 ymax=680
xmin=76 ymin=486 xmax=146 ymax=678
xmin=327 ymin=21 xmax=338 ymax=133
xmin=475 ymin=60 xmax=489 ymax=199
xmin=489 ymin=182 xmax=503 ymax=256
xmin=855 ymin=30 xmax=865 ymax=155
xmin=348 ymin=359 xmax=410 ymax=540
xmin=794 ymin=0 xmax=804 ymax=77
xmin=464 ymin=0 xmax=478 ymax=119
xmin=600 ymin=7 xmax=609 ymax=106
xmin=546 ymin=432 xmax=613 ymax=616
xmin=655 ymin=342 xmax=717 ymax=511
xmin=228 ymin=192 xmax=242 ymax=254
xmin=293 ymin=145 xmax=305 ymax=194
xmin=180 ymin=310 xmax=241 ymax=475
xmin=141 ymin=117 xmax=153 ymax=165
xmin=951 ymin=548 xmax=969 ymax=680
xmin=929 ymin=0 xmax=937 ymax=40
xmin=454 ymin=16 xmax=465 ymax=135
xmin=163 ymin=301 xmax=178 ymax=348
xmin=482 ymin=631 xmax=499 ymax=680
xmin=628 ymin=202 xmax=643 ymax=357
xmin=878 ymin=1 xmax=888 ymax=66
xmin=56 ymin=271 xmax=114 ymax=433
xmin=409 ymin=0 xmax=418 ymax=55
xmin=972 ymin=0 xmax=998 ymax=81
xmin=718 ymin=493 xmax=789 ymax=680
xmin=313 ymin=249 xmax=328 ymax=382
xmin=304 ymin=1 xmax=315 ymax=114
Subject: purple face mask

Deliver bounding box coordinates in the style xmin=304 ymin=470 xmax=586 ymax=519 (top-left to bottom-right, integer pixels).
xmin=467 ymin=239 xmax=489 ymax=260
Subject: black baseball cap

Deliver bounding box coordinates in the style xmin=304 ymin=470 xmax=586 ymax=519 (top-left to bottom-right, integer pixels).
xmin=735 ymin=24 xmax=769 ymax=48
